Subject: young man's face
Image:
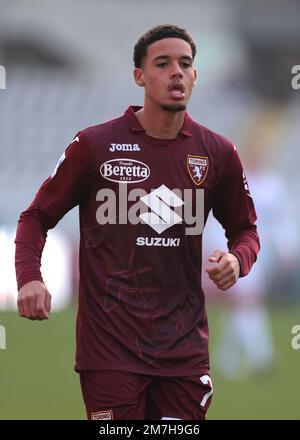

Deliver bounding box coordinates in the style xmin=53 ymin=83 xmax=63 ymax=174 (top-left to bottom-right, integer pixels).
xmin=134 ymin=37 xmax=197 ymax=113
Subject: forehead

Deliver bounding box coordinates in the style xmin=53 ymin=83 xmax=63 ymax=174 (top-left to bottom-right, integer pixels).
xmin=146 ymin=38 xmax=193 ymax=61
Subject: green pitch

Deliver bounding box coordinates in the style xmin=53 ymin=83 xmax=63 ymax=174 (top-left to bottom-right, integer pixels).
xmin=0 ymin=304 xmax=299 ymax=419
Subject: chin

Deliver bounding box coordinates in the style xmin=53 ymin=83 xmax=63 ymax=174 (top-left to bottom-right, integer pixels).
xmin=160 ymin=103 xmax=187 ymax=113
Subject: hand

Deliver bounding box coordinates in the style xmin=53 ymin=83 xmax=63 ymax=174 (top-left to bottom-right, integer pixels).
xmin=206 ymin=249 xmax=240 ymax=291
xmin=17 ymin=280 xmax=52 ymax=320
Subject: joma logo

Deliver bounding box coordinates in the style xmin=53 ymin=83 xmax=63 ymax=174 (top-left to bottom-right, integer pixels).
xmin=109 ymin=143 xmax=141 ymax=152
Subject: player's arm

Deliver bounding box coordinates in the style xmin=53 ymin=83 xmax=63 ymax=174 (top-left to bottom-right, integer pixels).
xmin=207 ymin=142 xmax=260 ymax=290
xmin=15 ymin=133 xmax=92 ymax=320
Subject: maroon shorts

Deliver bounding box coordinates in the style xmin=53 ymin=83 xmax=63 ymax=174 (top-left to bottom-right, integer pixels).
xmin=79 ymin=370 xmax=213 ymax=420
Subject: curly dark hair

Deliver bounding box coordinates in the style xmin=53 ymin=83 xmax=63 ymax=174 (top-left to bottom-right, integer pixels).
xmin=134 ymin=24 xmax=196 ymax=68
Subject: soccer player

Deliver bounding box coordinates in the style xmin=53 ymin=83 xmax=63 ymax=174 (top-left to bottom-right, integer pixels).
xmin=15 ymin=24 xmax=260 ymax=420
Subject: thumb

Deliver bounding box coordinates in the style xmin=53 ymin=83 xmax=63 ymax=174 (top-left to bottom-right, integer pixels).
xmin=208 ymin=249 xmax=225 ymax=263
xmin=36 ymin=291 xmax=48 ymax=319
xmin=45 ymin=290 xmax=52 ymax=316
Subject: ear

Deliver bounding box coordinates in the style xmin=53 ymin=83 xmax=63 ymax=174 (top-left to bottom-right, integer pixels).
xmin=193 ymin=68 xmax=197 ymax=87
xmin=134 ymin=68 xmax=145 ymax=87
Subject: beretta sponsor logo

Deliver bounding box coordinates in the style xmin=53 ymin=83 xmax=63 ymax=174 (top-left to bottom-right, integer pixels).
xmin=100 ymin=158 xmax=150 ymax=183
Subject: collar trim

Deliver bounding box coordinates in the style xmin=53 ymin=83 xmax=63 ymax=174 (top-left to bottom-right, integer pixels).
xmin=124 ymin=106 xmax=193 ymax=137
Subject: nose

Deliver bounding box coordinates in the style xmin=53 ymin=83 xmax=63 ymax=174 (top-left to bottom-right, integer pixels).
xmin=171 ymin=62 xmax=183 ymax=79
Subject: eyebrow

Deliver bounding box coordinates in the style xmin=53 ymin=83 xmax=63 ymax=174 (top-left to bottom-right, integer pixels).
xmin=152 ymin=55 xmax=193 ymax=63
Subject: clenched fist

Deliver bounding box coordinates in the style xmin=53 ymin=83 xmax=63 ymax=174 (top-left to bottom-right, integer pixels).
xmin=17 ymin=280 xmax=52 ymax=320
xmin=206 ymin=249 xmax=240 ymax=291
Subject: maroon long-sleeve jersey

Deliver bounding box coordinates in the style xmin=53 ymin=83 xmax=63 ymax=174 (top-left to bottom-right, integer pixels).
xmin=15 ymin=106 xmax=259 ymax=376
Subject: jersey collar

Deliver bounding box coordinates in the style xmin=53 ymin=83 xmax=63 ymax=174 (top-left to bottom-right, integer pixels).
xmin=124 ymin=106 xmax=193 ymax=137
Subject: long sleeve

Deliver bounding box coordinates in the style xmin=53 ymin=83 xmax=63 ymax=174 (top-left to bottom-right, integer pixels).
xmin=15 ymin=132 xmax=92 ymax=290
xmin=212 ymin=143 xmax=260 ymax=277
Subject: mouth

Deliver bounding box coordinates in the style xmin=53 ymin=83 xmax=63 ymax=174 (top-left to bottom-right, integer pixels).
xmin=168 ymin=82 xmax=185 ymax=100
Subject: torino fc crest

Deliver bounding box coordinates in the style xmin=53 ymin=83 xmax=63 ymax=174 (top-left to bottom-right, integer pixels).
xmin=187 ymin=155 xmax=209 ymax=186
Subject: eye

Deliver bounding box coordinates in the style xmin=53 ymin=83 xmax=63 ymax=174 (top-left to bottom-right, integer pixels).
xmin=181 ymin=62 xmax=192 ymax=69
xmin=157 ymin=62 xmax=167 ymax=68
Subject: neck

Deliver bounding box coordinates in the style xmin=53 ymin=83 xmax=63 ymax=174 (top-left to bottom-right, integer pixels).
xmin=135 ymin=101 xmax=186 ymax=139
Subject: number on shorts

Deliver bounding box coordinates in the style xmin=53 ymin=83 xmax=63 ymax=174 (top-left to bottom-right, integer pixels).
xmin=199 ymin=374 xmax=213 ymax=407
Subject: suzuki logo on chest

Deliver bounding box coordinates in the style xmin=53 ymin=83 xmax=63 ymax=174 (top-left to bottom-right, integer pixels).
xmin=139 ymin=185 xmax=184 ymax=234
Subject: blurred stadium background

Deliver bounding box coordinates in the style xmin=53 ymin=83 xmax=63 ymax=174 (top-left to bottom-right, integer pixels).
xmin=0 ymin=0 xmax=300 ymax=419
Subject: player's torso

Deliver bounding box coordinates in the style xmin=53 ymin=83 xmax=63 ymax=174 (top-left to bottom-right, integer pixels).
xmin=83 ymin=129 xmax=217 ymax=235
xmin=75 ymin=117 xmax=217 ymax=371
